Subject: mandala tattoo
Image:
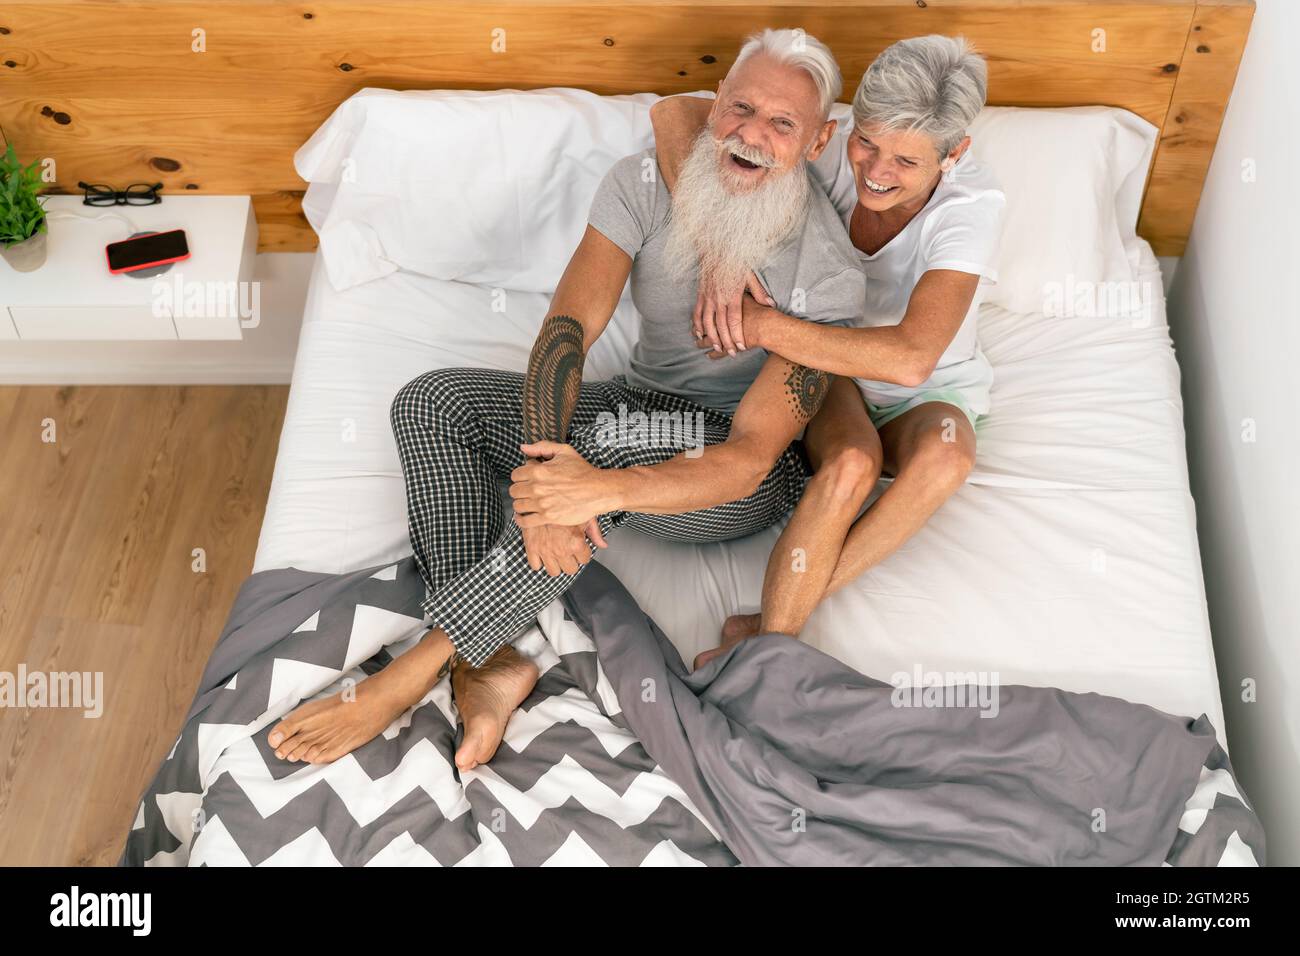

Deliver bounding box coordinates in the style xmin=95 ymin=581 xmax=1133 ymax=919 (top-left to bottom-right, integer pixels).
xmin=783 ymin=363 xmax=829 ymax=422
xmin=522 ymin=315 xmax=585 ymax=447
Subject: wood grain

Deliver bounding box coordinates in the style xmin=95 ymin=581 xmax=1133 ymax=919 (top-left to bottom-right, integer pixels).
xmin=1138 ymin=0 xmax=1254 ymax=255
xmin=0 ymin=385 xmax=287 ymax=866
xmin=0 ymin=1 xmax=1253 ymax=255
xmin=0 ymin=1 xmax=1253 ymax=247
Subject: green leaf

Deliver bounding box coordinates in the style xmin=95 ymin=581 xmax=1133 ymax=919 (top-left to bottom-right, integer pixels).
xmin=0 ymin=143 xmax=48 ymax=235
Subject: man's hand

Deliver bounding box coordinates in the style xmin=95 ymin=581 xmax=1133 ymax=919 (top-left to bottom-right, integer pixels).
xmin=697 ymin=290 xmax=777 ymax=359
xmin=519 ymin=521 xmax=607 ymax=577
xmin=694 ymin=271 xmax=774 ymax=356
xmin=510 ymin=441 xmax=617 ymax=528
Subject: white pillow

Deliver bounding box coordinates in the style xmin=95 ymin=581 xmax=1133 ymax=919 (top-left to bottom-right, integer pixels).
xmin=297 ymin=90 xmax=1157 ymax=316
xmin=295 ymin=87 xmax=658 ymax=293
xmin=965 ymin=106 xmax=1157 ymax=316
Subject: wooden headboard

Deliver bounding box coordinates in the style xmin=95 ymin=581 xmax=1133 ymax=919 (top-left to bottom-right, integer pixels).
xmin=0 ymin=0 xmax=1253 ymax=256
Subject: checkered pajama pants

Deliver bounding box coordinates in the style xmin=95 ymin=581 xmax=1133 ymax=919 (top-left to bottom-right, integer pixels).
xmin=388 ymin=367 xmax=812 ymax=667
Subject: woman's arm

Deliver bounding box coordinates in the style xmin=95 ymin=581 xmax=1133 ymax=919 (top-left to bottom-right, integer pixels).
xmin=743 ymin=269 xmax=983 ymax=386
xmin=649 ymin=95 xmax=714 ymax=191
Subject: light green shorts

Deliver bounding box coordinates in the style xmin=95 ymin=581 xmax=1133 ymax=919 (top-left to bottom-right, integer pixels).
xmin=865 ymin=387 xmax=981 ymax=431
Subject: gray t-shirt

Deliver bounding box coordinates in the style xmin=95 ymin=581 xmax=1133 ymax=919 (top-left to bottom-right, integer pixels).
xmin=586 ymin=148 xmax=865 ymax=414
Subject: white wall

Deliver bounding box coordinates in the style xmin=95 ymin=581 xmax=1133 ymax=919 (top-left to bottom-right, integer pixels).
xmin=1166 ymin=0 xmax=1299 ymax=866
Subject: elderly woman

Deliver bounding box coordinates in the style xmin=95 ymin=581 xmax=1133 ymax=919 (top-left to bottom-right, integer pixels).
xmin=651 ymin=35 xmax=1006 ymax=667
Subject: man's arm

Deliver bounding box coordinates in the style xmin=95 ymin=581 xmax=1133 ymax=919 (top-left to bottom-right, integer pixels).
xmin=730 ymin=269 xmax=982 ymax=387
xmin=515 ymin=225 xmax=631 ymax=576
xmin=608 ymin=355 xmax=828 ymax=513
xmin=522 ymin=225 xmax=631 ymax=444
xmin=510 ymin=354 xmax=830 ymax=524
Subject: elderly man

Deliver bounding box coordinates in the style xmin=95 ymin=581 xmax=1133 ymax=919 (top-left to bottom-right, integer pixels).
xmin=266 ymin=28 xmax=866 ymax=771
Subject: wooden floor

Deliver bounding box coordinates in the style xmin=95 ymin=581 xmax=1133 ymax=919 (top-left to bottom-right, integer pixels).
xmin=0 ymin=385 xmax=288 ymax=866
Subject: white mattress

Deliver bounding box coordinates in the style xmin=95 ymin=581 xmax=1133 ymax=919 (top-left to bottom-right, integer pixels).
xmin=254 ymin=244 xmax=1226 ymax=741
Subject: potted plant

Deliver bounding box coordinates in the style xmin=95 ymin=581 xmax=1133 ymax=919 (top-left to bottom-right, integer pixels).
xmin=0 ymin=143 xmax=49 ymax=272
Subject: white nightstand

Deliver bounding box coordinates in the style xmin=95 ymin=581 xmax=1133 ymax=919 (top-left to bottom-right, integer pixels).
xmin=0 ymin=195 xmax=258 ymax=341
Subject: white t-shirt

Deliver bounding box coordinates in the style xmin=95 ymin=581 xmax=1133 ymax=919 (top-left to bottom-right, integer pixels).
xmin=809 ymin=128 xmax=1007 ymax=412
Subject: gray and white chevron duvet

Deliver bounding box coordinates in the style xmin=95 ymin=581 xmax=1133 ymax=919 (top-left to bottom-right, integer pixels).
xmin=120 ymin=556 xmax=1264 ymax=867
xmin=121 ymin=559 xmax=732 ymax=866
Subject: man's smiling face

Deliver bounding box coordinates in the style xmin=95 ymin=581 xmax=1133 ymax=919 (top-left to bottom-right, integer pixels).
xmin=707 ymin=52 xmax=832 ymax=193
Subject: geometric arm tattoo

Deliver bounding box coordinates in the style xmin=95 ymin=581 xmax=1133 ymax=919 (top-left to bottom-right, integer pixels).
xmin=782 ymin=361 xmax=831 ymax=423
xmin=522 ymin=314 xmax=585 ymax=451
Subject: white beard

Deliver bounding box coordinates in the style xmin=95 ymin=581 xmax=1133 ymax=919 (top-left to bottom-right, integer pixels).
xmin=663 ymin=131 xmax=812 ymax=292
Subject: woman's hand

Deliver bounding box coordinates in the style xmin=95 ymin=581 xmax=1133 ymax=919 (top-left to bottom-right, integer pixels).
xmin=694 ymin=271 xmax=774 ymax=356
xmin=696 ymin=290 xmax=778 ymax=359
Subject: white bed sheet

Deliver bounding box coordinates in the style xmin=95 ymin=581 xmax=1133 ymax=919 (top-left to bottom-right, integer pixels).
xmin=253 ymin=244 xmax=1226 ymax=741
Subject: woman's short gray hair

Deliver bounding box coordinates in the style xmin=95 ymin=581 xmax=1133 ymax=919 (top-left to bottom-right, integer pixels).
xmin=851 ymin=35 xmax=988 ymax=158
xmin=733 ymin=28 xmax=842 ymax=121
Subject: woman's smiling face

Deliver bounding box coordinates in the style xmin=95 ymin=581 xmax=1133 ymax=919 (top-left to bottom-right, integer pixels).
xmin=846 ymin=122 xmax=967 ymax=213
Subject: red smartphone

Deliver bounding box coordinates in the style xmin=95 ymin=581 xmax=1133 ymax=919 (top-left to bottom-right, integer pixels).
xmin=106 ymin=230 xmax=191 ymax=274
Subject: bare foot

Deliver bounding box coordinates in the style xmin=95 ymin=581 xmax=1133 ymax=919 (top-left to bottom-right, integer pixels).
xmin=693 ymin=612 xmax=763 ymax=671
xmin=267 ymin=639 xmax=446 ymax=765
xmin=452 ymin=645 xmax=539 ymax=771
xmin=267 ymin=665 xmax=421 ymax=764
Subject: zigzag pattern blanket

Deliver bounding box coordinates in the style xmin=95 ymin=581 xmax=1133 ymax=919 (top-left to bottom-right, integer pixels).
xmin=121 ymin=557 xmax=1265 ymax=866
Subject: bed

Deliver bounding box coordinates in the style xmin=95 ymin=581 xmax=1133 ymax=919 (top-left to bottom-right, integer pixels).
xmin=119 ymin=5 xmax=1265 ymax=864
xmin=122 ymin=209 xmax=1258 ymax=865
xmin=252 ymin=242 xmax=1224 ymax=739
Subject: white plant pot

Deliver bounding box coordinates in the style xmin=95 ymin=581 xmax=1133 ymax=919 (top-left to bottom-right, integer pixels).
xmin=1 ymin=229 xmax=47 ymax=272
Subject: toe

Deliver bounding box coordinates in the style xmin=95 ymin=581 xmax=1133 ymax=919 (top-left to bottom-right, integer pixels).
xmin=284 ymin=734 xmax=318 ymax=762
xmin=454 ymin=736 xmax=479 ymax=771
xmin=271 ymin=730 xmax=301 ymax=759
xmin=268 ymin=718 xmax=296 ymax=751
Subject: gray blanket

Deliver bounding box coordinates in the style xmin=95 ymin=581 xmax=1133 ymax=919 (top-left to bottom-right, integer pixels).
xmin=121 ymin=555 xmax=1264 ymax=866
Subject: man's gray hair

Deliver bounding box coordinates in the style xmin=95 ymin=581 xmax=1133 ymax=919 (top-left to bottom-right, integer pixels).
xmin=732 ymin=28 xmax=842 ymax=120
xmin=851 ymin=35 xmax=988 ymax=158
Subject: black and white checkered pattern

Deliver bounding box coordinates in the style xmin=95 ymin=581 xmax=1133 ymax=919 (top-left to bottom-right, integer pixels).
xmin=389 ymin=367 xmax=810 ymax=666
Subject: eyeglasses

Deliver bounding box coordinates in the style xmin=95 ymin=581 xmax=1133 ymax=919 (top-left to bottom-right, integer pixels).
xmin=77 ymin=181 xmax=164 ymax=206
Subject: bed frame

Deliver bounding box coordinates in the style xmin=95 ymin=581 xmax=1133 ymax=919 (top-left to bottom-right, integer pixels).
xmin=0 ymin=0 xmax=1253 ymax=256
